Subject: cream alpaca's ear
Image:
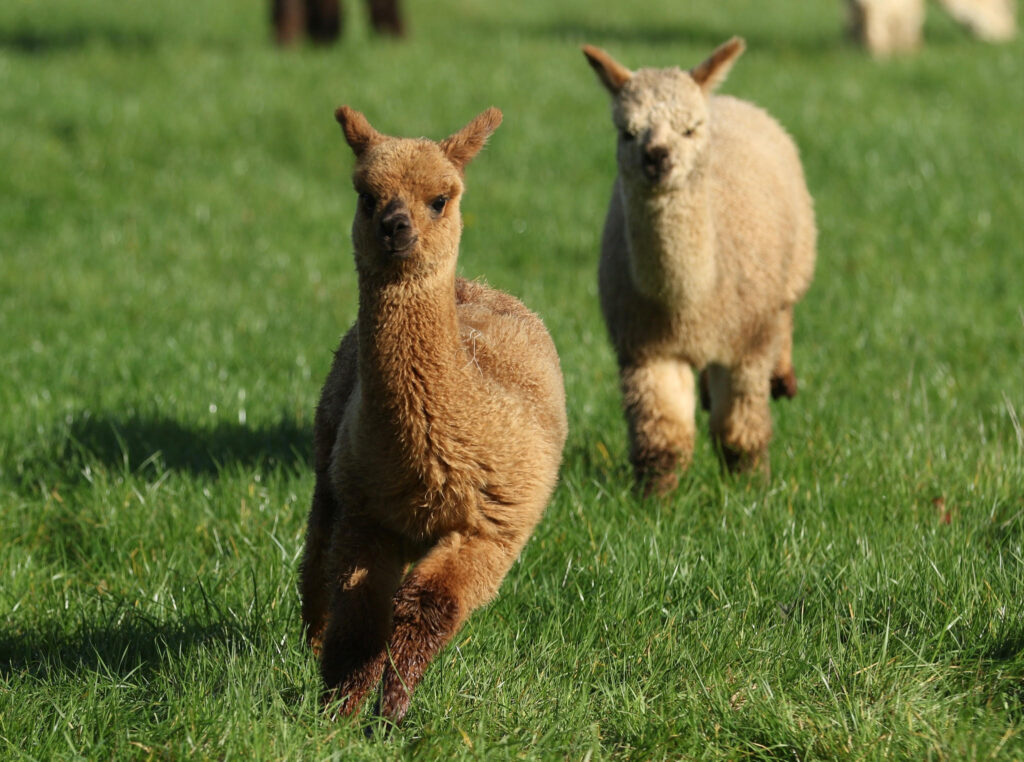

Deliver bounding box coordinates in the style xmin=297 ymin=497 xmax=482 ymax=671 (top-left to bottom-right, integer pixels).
xmin=335 ymin=105 xmax=383 ymax=157
xmin=690 ymin=37 xmax=746 ymax=95
xmin=440 ymin=107 xmax=503 ymax=172
xmin=582 ymin=44 xmax=633 ymax=94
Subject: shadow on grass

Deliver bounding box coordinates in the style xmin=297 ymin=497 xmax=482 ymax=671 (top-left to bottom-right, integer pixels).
xmin=69 ymin=414 xmax=311 ymax=474
xmin=0 ymin=574 xmax=301 ymax=685
xmin=983 ymin=630 xmax=1024 ymax=667
xmin=0 ymin=26 xmax=159 ymax=54
xmin=7 ymin=413 xmax=311 ymax=494
xmin=0 ymin=616 xmax=248 ymax=681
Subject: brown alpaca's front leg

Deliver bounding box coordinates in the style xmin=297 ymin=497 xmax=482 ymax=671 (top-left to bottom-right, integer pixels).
xmin=620 ymin=358 xmax=697 ymax=495
xmin=319 ymin=522 xmax=406 ymax=717
xmin=377 ymin=531 xmax=516 ymax=723
xmin=300 ymin=478 xmax=340 ymax=654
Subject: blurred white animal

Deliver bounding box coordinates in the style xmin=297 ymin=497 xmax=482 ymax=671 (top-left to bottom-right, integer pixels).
xmin=846 ymin=0 xmax=1017 ymax=56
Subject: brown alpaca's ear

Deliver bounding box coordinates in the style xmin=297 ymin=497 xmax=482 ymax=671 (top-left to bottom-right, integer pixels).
xmin=440 ymin=107 xmax=503 ymax=172
xmin=335 ymin=105 xmax=383 ymax=157
xmin=582 ymin=44 xmax=633 ymax=94
xmin=690 ymin=37 xmax=746 ymax=95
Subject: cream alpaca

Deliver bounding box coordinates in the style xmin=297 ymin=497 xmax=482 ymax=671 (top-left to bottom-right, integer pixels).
xmin=583 ymin=38 xmax=816 ymax=492
xmin=301 ymin=106 xmax=568 ymax=723
xmin=847 ymin=0 xmax=1017 ymax=56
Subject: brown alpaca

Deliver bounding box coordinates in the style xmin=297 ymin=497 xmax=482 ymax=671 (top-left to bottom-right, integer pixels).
xmin=583 ymin=39 xmax=817 ymax=492
xmin=301 ymin=106 xmax=568 ymax=724
xmin=272 ymin=0 xmax=404 ymax=46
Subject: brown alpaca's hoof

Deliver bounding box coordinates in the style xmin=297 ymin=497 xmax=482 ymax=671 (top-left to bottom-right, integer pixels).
xmin=771 ymin=369 xmax=798 ymax=400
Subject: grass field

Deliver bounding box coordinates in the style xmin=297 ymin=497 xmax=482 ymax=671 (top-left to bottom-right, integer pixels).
xmin=1 ymin=0 xmax=1022 ymax=758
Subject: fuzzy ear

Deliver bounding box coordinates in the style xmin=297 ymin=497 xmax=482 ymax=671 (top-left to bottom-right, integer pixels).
xmin=334 ymin=105 xmax=383 ymax=157
xmin=582 ymin=44 xmax=633 ymax=94
xmin=439 ymin=107 xmax=503 ymax=172
xmin=690 ymin=37 xmax=746 ymax=95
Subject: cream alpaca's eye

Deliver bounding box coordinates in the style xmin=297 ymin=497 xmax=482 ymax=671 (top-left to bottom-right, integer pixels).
xmin=620 ymin=129 xmax=636 ymax=142
xmin=430 ymin=195 xmax=448 ymax=214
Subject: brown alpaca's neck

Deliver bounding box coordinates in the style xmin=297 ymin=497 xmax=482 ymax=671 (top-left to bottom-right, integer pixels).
xmin=621 ymin=172 xmax=717 ymax=305
xmin=355 ymin=270 xmax=465 ymax=434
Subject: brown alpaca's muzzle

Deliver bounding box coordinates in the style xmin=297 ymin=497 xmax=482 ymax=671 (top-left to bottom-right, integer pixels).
xmin=378 ymin=199 xmax=418 ymax=256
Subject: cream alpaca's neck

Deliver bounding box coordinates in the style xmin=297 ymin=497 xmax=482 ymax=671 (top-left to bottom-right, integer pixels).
xmin=620 ymin=173 xmax=717 ymax=305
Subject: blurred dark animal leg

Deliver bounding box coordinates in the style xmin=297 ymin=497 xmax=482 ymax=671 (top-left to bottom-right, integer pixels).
xmin=307 ymin=0 xmax=342 ymax=43
xmin=367 ymin=0 xmax=405 ymax=36
xmin=273 ymin=0 xmax=307 ymax=45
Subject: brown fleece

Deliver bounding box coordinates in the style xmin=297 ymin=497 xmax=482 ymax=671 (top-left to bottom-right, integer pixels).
xmin=301 ymin=107 xmax=568 ymax=724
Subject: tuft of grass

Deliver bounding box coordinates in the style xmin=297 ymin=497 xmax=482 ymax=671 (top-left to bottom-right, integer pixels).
xmin=2 ymin=0 xmax=1022 ymax=758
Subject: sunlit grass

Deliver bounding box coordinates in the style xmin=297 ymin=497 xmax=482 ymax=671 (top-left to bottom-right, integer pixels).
xmin=1 ymin=0 xmax=1022 ymax=758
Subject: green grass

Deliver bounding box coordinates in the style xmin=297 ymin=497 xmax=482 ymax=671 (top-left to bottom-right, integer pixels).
xmin=1 ymin=0 xmax=1022 ymax=758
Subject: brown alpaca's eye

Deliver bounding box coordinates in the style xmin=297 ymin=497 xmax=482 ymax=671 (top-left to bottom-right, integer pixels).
xmin=430 ymin=195 xmax=448 ymax=215
xmin=358 ymin=192 xmax=376 ymax=211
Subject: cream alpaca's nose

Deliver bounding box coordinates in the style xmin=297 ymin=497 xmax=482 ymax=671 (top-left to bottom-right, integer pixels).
xmin=642 ymin=144 xmax=671 ymax=181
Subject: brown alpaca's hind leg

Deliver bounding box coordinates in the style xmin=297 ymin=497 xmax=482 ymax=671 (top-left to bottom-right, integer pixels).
xmin=378 ymin=531 xmax=518 ymax=723
xmin=770 ymin=307 xmax=798 ymax=401
xmin=319 ymin=521 xmax=406 ymax=717
xmin=620 ymin=358 xmax=697 ymax=495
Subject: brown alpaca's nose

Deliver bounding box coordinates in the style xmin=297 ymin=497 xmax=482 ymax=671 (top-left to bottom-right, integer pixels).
xmin=642 ymin=145 xmax=671 ymax=181
xmin=378 ymin=200 xmax=417 ymax=253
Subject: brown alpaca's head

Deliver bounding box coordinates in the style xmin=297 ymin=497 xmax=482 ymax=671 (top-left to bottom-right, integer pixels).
xmin=582 ymin=38 xmax=745 ymax=190
xmin=335 ymin=106 xmax=503 ymax=279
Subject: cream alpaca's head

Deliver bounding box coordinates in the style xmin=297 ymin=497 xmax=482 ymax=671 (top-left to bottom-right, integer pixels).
xmin=583 ymin=38 xmax=745 ymax=191
xmin=335 ymin=106 xmax=502 ymax=279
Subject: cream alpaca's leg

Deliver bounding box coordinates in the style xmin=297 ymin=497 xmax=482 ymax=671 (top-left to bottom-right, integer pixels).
xmin=707 ymin=348 xmax=774 ymax=475
xmin=938 ymin=0 xmax=1017 ymax=41
xmin=770 ymin=306 xmax=798 ymax=401
xmin=378 ymin=530 xmax=521 ymax=723
xmin=620 ymin=357 xmax=697 ymax=495
xmin=319 ymin=521 xmax=406 ymax=716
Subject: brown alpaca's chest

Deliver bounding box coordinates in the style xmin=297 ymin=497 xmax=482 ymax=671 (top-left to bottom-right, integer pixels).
xmin=328 ymin=392 xmax=483 ymax=543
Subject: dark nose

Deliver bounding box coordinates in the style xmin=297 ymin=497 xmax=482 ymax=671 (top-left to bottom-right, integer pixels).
xmin=378 ymin=200 xmax=416 ymax=253
xmin=642 ymin=145 xmax=671 ymax=181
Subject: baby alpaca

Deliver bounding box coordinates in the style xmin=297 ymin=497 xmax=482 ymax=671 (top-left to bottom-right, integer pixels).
xmin=301 ymin=106 xmax=567 ymax=724
xmin=583 ymin=38 xmax=816 ymax=492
